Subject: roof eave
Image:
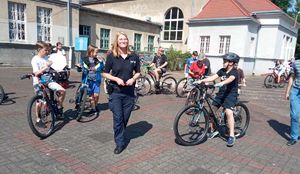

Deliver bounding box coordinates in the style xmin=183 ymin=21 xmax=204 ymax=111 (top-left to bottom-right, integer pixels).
xmin=188 ymin=17 xmax=259 ymax=25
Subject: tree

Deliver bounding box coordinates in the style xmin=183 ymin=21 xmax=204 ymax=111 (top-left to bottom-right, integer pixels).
xmin=271 ymin=0 xmax=293 ymax=13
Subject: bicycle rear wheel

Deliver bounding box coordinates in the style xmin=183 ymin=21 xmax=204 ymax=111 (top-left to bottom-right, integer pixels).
xmin=173 ymin=105 xmax=209 ymax=146
xmin=136 ymin=76 xmax=151 ymax=96
xmin=0 ymin=85 xmax=4 ymax=104
xmin=264 ymin=74 xmax=274 ymax=88
xmin=27 ymin=95 xmax=54 ymax=139
xmin=233 ymin=102 xmax=250 ymax=138
xmin=161 ymin=76 xmax=177 ymax=94
xmin=175 ymin=78 xmax=188 ymax=98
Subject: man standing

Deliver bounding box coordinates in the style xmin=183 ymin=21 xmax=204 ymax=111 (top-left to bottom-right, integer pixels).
xmin=285 ymin=57 xmax=300 ymax=146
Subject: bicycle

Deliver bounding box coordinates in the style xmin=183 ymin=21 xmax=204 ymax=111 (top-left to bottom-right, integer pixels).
xmin=20 ymin=69 xmax=69 ymax=138
xmin=264 ymin=67 xmax=288 ymax=88
xmin=137 ymin=63 xmax=177 ymax=95
xmin=0 ymin=85 xmax=5 ymax=104
xmin=173 ymin=83 xmax=250 ymax=146
xmin=71 ymin=65 xmax=99 ymax=122
xmin=175 ymin=75 xmax=215 ymax=98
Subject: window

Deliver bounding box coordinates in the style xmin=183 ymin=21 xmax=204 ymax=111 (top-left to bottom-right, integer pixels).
xmin=134 ymin=33 xmax=142 ymax=51
xmin=100 ymin=28 xmax=110 ymax=49
xmin=163 ymin=7 xmax=184 ymax=41
xmin=79 ymin=25 xmax=91 ymax=43
xmin=8 ymin=2 xmax=26 ymax=41
xmin=37 ymin=7 xmax=52 ymax=42
xmin=219 ymin=36 xmax=231 ymax=54
xmin=148 ymin=35 xmax=154 ymax=52
xmin=200 ymin=36 xmax=210 ymax=53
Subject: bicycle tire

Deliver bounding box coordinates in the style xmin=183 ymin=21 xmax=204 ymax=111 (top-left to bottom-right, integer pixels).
xmin=264 ymin=74 xmax=274 ymax=88
xmin=185 ymin=87 xmax=200 ymax=106
xmin=136 ymin=76 xmax=151 ymax=96
xmin=173 ymin=105 xmax=209 ymax=146
xmin=27 ymin=95 xmax=55 ymax=138
xmin=175 ymin=78 xmax=188 ymax=98
xmin=0 ymin=85 xmax=4 ymax=104
xmin=229 ymin=102 xmax=250 ymax=139
xmin=76 ymin=87 xmax=88 ymax=121
xmin=161 ymin=76 xmax=177 ymax=94
xmin=278 ymin=75 xmax=286 ymax=88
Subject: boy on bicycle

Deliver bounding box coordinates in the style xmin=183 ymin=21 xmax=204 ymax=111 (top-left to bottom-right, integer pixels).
xmin=194 ymin=52 xmax=240 ymax=147
xmin=150 ymin=47 xmax=168 ymax=89
xmin=78 ymin=45 xmax=104 ymax=114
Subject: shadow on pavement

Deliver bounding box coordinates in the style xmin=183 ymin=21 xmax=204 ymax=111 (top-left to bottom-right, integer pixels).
xmin=267 ymin=119 xmax=290 ymax=141
xmin=0 ymin=92 xmax=17 ymax=105
xmin=125 ymin=121 xmax=153 ymax=145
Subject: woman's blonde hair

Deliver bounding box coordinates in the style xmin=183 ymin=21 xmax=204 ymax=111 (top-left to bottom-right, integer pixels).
xmin=111 ymin=32 xmax=131 ymax=57
xmin=86 ymin=44 xmax=98 ymax=57
xmin=35 ymin=41 xmax=48 ymax=52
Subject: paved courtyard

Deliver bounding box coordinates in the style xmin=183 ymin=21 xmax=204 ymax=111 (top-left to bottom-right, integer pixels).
xmin=0 ymin=67 xmax=299 ymax=174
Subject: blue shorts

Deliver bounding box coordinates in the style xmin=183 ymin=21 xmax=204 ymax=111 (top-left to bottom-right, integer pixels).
xmin=212 ymin=93 xmax=238 ymax=110
xmin=87 ymin=80 xmax=100 ymax=96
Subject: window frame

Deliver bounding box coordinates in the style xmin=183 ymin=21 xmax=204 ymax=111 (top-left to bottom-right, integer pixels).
xmin=219 ymin=36 xmax=231 ymax=54
xmin=147 ymin=35 xmax=155 ymax=52
xmin=79 ymin=25 xmax=91 ymax=44
xmin=8 ymin=1 xmax=26 ymax=42
xmin=200 ymin=36 xmax=210 ymax=54
xmin=134 ymin=33 xmax=142 ymax=51
xmin=37 ymin=6 xmax=52 ymax=42
xmin=163 ymin=7 xmax=184 ymax=41
xmin=100 ymin=28 xmax=110 ymax=50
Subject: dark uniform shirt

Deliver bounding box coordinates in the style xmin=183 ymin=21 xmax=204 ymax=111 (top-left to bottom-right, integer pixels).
xmin=104 ymin=53 xmax=140 ymax=96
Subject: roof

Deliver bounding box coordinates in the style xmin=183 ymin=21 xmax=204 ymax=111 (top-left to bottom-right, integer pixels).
xmin=192 ymin=0 xmax=282 ymax=20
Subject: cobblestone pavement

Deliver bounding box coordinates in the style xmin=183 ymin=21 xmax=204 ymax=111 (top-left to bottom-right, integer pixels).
xmin=0 ymin=67 xmax=299 ymax=174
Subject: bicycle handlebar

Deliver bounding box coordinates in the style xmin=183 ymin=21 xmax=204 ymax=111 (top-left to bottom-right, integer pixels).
xmin=20 ymin=73 xmax=34 ymax=80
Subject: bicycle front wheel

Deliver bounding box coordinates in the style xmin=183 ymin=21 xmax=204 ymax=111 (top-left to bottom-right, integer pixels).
xmin=136 ymin=76 xmax=151 ymax=96
xmin=0 ymin=85 xmax=4 ymax=104
xmin=161 ymin=76 xmax=177 ymax=94
xmin=185 ymin=87 xmax=200 ymax=106
xmin=27 ymin=95 xmax=55 ymax=139
xmin=173 ymin=105 xmax=209 ymax=146
xmin=264 ymin=74 xmax=274 ymax=88
xmin=76 ymin=87 xmax=88 ymax=121
xmin=233 ymin=102 xmax=250 ymax=138
xmin=175 ymin=78 xmax=188 ymax=98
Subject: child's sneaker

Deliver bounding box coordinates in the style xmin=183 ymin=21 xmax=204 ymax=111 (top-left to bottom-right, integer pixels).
xmin=207 ymin=130 xmax=219 ymax=139
xmin=227 ymin=136 xmax=236 ymax=147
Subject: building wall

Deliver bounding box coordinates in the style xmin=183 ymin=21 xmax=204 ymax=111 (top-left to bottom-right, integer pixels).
xmin=0 ymin=0 xmax=80 ymax=66
xmin=78 ymin=9 xmax=161 ymax=63
xmin=84 ymin=0 xmax=208 ymax=51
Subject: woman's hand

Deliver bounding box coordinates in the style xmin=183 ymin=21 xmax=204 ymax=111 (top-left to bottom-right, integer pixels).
xmin=125 ymin=78 xmax=135 ymax=86
xmin=115 ymin=77 xmax=125 ymax=86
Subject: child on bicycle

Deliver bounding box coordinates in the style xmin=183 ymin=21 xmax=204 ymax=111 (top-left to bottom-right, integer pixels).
xmin=194 ymin=52 xmax=240 ymax=147
xmin=31 ymin=41 xmax=66 ymax=127
xmin=78 ymin=45 xmax=104 ymax=114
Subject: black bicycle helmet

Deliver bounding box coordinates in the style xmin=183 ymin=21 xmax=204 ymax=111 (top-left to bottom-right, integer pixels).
xmin=223 ymin=52 xmax=240 ymax=63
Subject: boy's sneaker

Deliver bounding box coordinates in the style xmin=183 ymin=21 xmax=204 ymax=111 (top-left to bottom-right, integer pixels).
xmin=207 ymin=130 xmax=219 ymax=139
xmin=227 ymin=136 xmax=236 ymax=147
xmin=35 ymin=120 xmax=46 ymax=128
xmin=88 ymin=108 xmax=97 ymax=115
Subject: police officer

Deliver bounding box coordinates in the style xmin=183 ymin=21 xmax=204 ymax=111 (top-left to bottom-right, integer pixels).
xmin=103 ymin=32 xmax=141 ymax=154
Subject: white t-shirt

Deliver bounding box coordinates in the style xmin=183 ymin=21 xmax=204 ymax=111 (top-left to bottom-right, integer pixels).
xmin=31 ymin=55 xmax=49 ymax=85
xmin=48 ymin=53 xmax=67 ymax=71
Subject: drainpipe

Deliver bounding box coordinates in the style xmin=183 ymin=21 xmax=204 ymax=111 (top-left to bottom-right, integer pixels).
xmin=67 ymin=0 xmax=73 ymax=67
xmin=252 ymin=24 xmax=261 ymax=75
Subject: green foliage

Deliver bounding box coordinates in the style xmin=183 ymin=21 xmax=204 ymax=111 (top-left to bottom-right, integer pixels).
xmin=271 ymin=0 xmax=292 ymax=13
xmin=165 ymin=47 xmax=191 ymax=71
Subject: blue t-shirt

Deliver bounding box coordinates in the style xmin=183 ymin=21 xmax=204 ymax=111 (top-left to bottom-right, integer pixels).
xmin=185 ymin=57 xmax=198 ymax=73
xmin=291 ymin=60 xmax=300 ymax=88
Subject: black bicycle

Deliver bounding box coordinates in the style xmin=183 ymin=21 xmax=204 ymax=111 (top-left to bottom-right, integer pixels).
xmin=20 ymin=70 xmax=68 ymax=139
xmin=0 ymin=85 xmax=5 ymax=104
xmin=173 ymin=83 xmax=250 ymax=146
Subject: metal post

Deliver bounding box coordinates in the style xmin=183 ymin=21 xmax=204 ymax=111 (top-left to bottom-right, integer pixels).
xmin=67 ymin=0 xmax=72 ymax=67
xmin=293 ymin=12 xmax=300 ymax=28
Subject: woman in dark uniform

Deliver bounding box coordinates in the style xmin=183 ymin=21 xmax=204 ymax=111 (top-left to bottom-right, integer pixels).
xmin=103 ymin=32 xmax=141 ymax=154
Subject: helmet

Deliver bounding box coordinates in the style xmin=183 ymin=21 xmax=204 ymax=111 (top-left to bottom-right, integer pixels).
xmin=223 ymin=52 xmax=240 ymax=63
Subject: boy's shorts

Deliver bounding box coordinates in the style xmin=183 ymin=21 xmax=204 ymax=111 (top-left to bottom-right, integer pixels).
xmin=212 ymin=93 xmax=238 ymax=110
xmin=87 ymin=80 xmax=100 ymax=96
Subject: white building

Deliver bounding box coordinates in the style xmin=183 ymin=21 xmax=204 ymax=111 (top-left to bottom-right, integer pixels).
xmin=187 ymin=0 xmax=299 ymax=75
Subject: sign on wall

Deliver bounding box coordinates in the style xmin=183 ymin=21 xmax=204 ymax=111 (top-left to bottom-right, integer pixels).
xmin=75 ymin=37 xmax=88 ymax=51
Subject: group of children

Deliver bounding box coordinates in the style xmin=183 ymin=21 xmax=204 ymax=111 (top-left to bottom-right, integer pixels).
xmin=31 ymin=41 xmax=104 ymax=127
